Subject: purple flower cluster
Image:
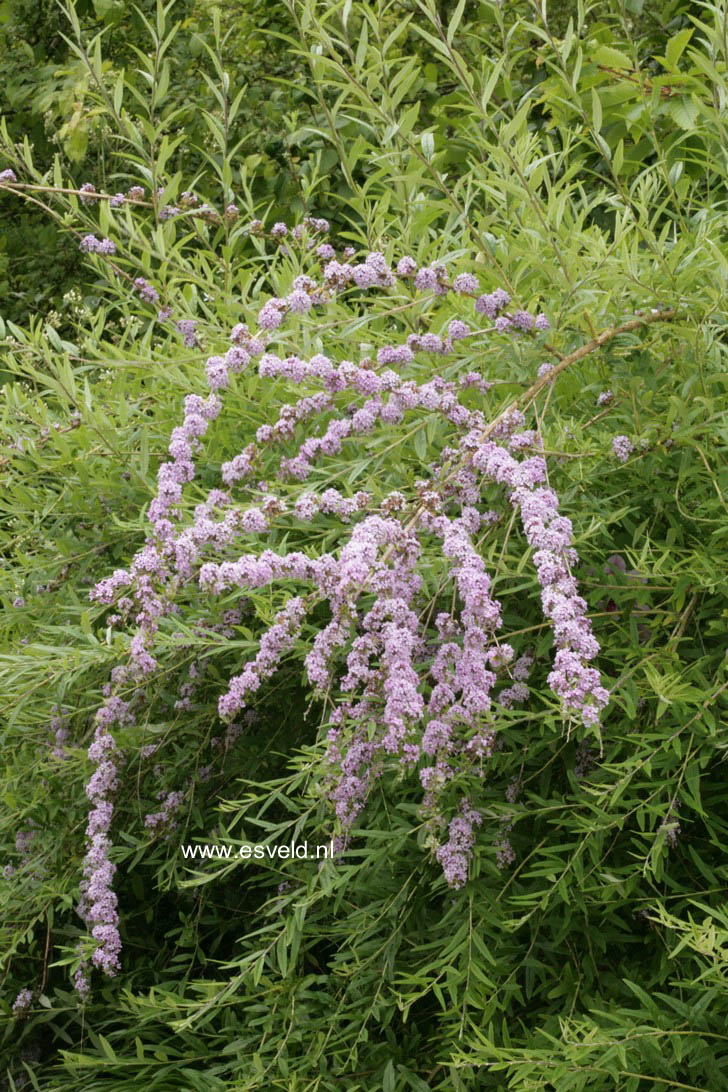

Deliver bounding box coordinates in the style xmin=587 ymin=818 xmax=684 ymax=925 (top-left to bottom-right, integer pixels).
xmin=452 ymin=272 xmax=479 ymax=295
xmin=77 ymin=697 xmax=134 ymax=982
xmin=612 ymin=435 xmax=633 ymax=462
xmin=144 ymin=789 xmax=185 ymax=833
xmin=473 ymin=288 xmax=549 ymax=333
xmin=495 ymin=836 xmax=516 ymax=869
xmin=147 ymin=392 xmax=222 ymax=536
xmin=252 ymin=342 xmax=487 ymax=484
xmin=322 ymin=250 xmax=396 ymax=292
xmin=80 ymin=234 xmax=116 ymax=255
xmin=318 ymin=519 xmax=425 ymax=827
xmin=436 ymin=801 xmax=482 ymax=889
xmin=218 ymin=597 xmax=307 ymax=720
xmin=12 ymin=988 xmax=33 ymax=1016
xmin=134 ymin=277 xmax=159 ymax=304
xmin=417 ymin=508 xmax=502 ymax=796
xmin=475 ymin=288 xmax=511 ymax=318
xmin=413 ymin=263 xmax=449 ymax=295
xmin=176 ymin=319 xmax=198 ymax=348
xmin=79 ymin=182 xmax=98 ymax=205
xmin=470 ymin=440 xmax=609 ymax=726
xmin=245 ymin=216 xmax=329 ymax=245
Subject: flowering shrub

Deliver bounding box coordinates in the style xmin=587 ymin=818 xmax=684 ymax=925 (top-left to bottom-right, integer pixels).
xmin=1 ymin=2 xmax=728 ymax=1090
xmin=40 ymin=213 xmax=635 ymax=977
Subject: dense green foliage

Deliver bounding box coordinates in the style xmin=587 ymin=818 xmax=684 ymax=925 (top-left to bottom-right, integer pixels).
xmin=2 ymin=0 xmax=728 ymax=1089
xmin=0 ymin=0 xmax=311 ymax=324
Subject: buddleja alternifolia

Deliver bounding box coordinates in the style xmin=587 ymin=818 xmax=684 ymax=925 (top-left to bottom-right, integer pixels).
xmin=0 ymin=170 xmax=675 ymax=994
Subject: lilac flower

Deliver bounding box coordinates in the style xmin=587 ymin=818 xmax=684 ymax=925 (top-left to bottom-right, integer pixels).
xmin=205 ymin=355 xmax=229 ymax=390
xmin=144 ymin=789 xmax=185 ymax=832
xmin=287 ymin=288 xmax=313 ymax=314
xmin=471 ymin=440 xmax=608 ymax=726
xmin=612 ymin=435 xmax=633 ymax=462
xmin=303 ymin=215 xmax=330 ymax=233
xmin=475 ymin=288 xmax=510 ymax=318
xmin=495 ymin=837 xmax=516 ymax=868
xmin=323 ymin=259 xmax=354 ymax=290
xmin=598 ymin=389 xmax=614 ymax=406
xmin=448 ymin=319 xmax=470 ymax=341
xmin=459 ymin=372 xmax=492 ymax=396
xmin=499 ymin=681 xmax=529 ymax=707
xmin=511 ymin=310 xmax=534 ymax=332
xmin=258 ymin=298 xmax=287 ymax=330
xmin=436 ymin=803 xmax=482 ymax=889
xmin=512 ymin=651 xmax=534 ymax=680
xmin=127 ymin=185 xmax=145 ymax=200
xmin=77 ymin=699 xmax=131 ymax=984
xmin=176 ymin=320 xmax=198 ymax=347
xmin=80 ymin=235 xmax=116 ymax=255
xmin=377 ymin=344 xmax=413 ymax=366
xmin=240 ymin=507 xmax=268 ymax=533
xmin=509 ymin=430 xmax=540 ymax=452
xmin=420 ymin=332 xmax=445 ymax=354
xmin=0 ymin=168 xmax=17 ymax=183
xmin=12 ymin=988 xmax=33 ymax=1015
xmin=351 ymin=251 xmax=395 ymax=289
xmin=16 ymin=826 xmax=35 ymax=856
xmin=396 ymin=256 xmax=417 ymax=277
xmin=414 ymin=263 xmax=448 ymax=295
xmin=134 ymin=277 xmax=159 ymax=304
xmin=505 ymin=779 xmax=522 ymax=804
xmin=79 ymin=182 xmax=98 ymax=205
xmin=109 ymin=193 xmax=125 ymax=207
xmin=415 ymin=508 xmax=501 ymax=804
xmin=218 ymin=597 xmax=307 ymax=720
xmin=353 ymin=264 xmax=375 ymax=290
xmin=452 ymin=272 xmax=479 ymax=295
xmin=73 ymin=965 xmax=90 ymax=1000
